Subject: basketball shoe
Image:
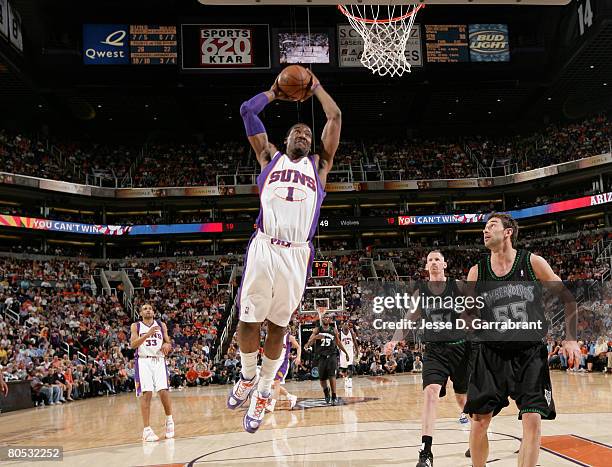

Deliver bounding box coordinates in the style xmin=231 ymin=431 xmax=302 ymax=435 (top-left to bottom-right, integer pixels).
xmin=265 ymin=398 xmax=277 ymax=413
xmin=416 ymin=449 xmax=433 ymax=467
xmin=243 ymin=390 xmax=269 ymax=433
xmin=459 ymin=413 xmax=469 ymax=424
xmin=227 ymin=371 xmax=259 ymax=410
xmin=142 ymin=427 xmax=159 ymax=442
xmin=346 ymin=377 xmax=353 ymax=388
xmin=287 ymin=394 xmax=298 ymax=409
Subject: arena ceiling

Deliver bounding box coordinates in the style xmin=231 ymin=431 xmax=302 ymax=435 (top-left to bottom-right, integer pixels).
xmin=1 ymin=0 xmax=611 ymax=138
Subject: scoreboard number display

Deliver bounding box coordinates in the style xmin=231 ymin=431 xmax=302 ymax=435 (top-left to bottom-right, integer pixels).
xmin=181 ymin=24 xmax=271 ymax=70
xmin=312 ymin=260 xmax=332 ymax=279
xmin=200 ymin=28 xmax=253 ymax=66
xmin=129 ymin=25 xmax=177 ymax=65
xmin=426 ymin=25 xmax=469 ymax=63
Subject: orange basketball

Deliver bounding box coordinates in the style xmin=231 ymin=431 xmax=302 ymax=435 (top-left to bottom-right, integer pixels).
xmin=277 ymin=65 xmax=312 ymax=101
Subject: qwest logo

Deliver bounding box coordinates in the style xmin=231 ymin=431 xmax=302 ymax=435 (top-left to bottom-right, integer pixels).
xmin=83 ymin=24 xmax=129 ymax=65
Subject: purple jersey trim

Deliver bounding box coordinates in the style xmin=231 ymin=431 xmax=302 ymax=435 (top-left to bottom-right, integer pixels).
xmin=307 ymin=154 xmax=326 ymax=242
xmin=134 ymin=356 xmax=141 ymax=397
xmin=135 ymin=322 xmax=140 ymax=358
xmin=256 ymin=151 xmax=283 ymax=232
xmin=236 ymin=229 xmax=259 ymax=320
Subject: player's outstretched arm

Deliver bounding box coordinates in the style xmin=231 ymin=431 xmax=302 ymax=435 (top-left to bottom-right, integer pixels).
xmin=240 ymin=89 xmax=277 ymax=168
xmin=305 ymin=327 xmax=321 ymax=348
xmin=530 ymin=254 xmax=580 ymax=360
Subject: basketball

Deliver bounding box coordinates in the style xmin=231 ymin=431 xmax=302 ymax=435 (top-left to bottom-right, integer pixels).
xmin=277 ymin=65 xmax=312 ymax=101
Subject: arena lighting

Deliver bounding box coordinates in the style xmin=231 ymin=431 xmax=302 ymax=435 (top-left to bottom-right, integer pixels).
xmin=360 ymin=203 xmax=398 ymax=207
xmin=454 ymin=199 xmax=502 ymax=204
xmin=574 ymin=212 xmax=605 ymax=220
xmin=0 ymin=200 xmax=20 ymax=205
xmin=220 ymin=207 xmax=259 ymax=212
xmin=406 ymin=201 xmax=438 ymax=206
xmin=52 ymin=207 xmax=95 ymax=214
xmin=323 ymin=204 xmax=353 ymax=208
xmin=140 ymin=241 xmax=161 ymax=245
xmin=362 ymin=231 xmax=400 ymax=236
xmin=106 ymin=210 xmax=161 ymax=215
xmin=0 ymin=234 xmax=19 ymax=239
xmin=456 ymin=229 xmax=482 ymax=233
xmin=178 ymin=239 xmax=213 ymax=243
xmin=47 ymin=239 xmax=95 ymax=246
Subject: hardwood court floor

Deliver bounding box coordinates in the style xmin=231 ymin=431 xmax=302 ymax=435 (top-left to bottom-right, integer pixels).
xmin=1 ymin=372 xmax=611 ymax=466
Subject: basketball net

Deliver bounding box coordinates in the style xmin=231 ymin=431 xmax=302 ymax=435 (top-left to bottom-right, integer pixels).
xmin=338 ymin=3 xmax=424 ymax=77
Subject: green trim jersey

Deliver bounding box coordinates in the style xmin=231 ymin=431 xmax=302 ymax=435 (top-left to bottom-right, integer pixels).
xmin=475 ymin=249 xmax=546 ymax=349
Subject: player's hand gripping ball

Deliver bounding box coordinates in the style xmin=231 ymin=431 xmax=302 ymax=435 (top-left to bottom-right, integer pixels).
xmin=273 ymin=65 xmax=319 ymax=102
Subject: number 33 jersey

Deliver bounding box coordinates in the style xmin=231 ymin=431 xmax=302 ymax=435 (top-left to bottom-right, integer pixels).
xmin=135 ymin=320 xmax=165 ymax=358
xmin=257 ymin=152 xmax=325 ymax=243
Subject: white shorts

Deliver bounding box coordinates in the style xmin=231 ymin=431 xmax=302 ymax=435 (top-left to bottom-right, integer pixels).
xmin=238 ymin=230 xmax=313 ymax=327
xmin=340 ymin=348 xmax=354 ymax=368
xmin=135 ymin=357 xmax=168 ymax=396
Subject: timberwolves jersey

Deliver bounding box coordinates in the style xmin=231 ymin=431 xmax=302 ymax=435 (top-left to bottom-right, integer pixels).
xmin=476 ymin=249 xmax=545 ymax=349
xmin=136 ymin=320 xmax=164 ymax=358
xmin=419 ymin=279 xmax=465 ymax=343
xmin=256 ymin=152 xmax=325 ymax=243
xmin=317 ymin=325 xmax=338 ymax=358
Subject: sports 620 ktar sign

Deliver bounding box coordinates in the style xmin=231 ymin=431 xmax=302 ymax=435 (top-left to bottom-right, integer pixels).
xmin=83 ymin=24 xmax=129 ymax=64
xmin=338 ymin=24 xmax=422 ymax=68
xmin=181 ymin=24 xmax=270 ymax=70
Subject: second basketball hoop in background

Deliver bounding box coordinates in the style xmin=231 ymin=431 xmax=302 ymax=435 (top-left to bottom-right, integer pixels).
xmin=338 ymin=3 xmax=424 ymax=77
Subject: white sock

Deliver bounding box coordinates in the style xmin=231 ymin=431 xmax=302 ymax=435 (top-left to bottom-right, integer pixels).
xmin=240 ymin=351 xmax=259 ymax=380
xmin=166 ymin=415 xmax=173 ymax=422
xmin=257 ymin=355 xmax=283 ymax=397
xmin=144 ymin=426 xmax=152 ymax=431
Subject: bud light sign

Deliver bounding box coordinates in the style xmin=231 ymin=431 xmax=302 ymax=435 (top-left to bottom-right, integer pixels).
xmin=469 ymin=24 xmax=509 ymax=62
xmin=83 ymin=24 xmax=129 ymax=64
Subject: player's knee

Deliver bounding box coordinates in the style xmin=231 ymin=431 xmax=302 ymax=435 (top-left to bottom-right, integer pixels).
xmin=521 ymin=413 xmax=541 ymax=434
xmin=266 ymin=321 xmax=286 ymax=338
xmin=423 ymin=384 xmax=441 ymax=401
xmin=471 ymin=413 xmax=492 ymax=431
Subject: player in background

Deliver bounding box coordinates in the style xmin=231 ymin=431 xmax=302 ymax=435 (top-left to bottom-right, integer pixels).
xmin=305 ymin=313 xmax=350 ymax=405
xmin=0 ymin=371 xmax=8 ymax=398
xmin=464 ymin=213 xmax=581 ymax=467
xmin=386 ymin=250 xmax=472 ymax=467
xmin=130 ymin=303 xmax=174 ymax=442
xmin=227 ymin=69 xmax=341 ymax=433
xmin=266 ymin=327 xmax=301 ymax=412
xmin=339 ymin=321 xmax=358 ymax=388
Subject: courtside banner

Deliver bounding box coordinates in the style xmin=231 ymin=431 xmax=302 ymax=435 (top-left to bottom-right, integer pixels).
xmin=0 ymin=215 xmax=223 ymax=236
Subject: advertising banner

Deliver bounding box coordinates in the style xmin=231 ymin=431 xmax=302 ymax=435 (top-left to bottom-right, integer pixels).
xmin=83 ymin=24 xmax=129 ymax=65
xmin=469 ymin=24 xmax=510 ymax=62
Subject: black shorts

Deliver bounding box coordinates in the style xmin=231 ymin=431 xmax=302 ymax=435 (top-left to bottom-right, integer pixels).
xmin=318 ymin=354 xmax=337 ymax=380
xmin=422 ymin=340 xmax=473 ymax=397
xmin=464 ymin=343 xmax=556 ymax=420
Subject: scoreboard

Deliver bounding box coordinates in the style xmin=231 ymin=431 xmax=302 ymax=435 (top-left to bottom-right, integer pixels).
xmin=129 ymin=25 xmax=177 ymax=65
xmin=312 ymin=260 xmax=332 ymax=278
xmin=425 ymin=25 xmax=469 ymax=63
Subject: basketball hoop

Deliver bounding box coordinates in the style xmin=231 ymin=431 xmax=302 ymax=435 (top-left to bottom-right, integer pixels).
xmin=337 ymin=3 xmax=424 ymax=77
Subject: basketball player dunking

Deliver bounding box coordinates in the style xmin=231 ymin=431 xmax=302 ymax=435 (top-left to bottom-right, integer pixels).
xmin=227 ymin=70 xmax=341 ymax=433
xmin=130 ymin=303 xmax=174 ymax=442
xmin=266 ymin=327 xmax=301 ymax=413
xmin=386 ymin=250 xmax=472 ymax=467
xmin=339 ymin=321 xmax=358 ymax=388
xmin=464 ymin=213 xmax=581 ymax=467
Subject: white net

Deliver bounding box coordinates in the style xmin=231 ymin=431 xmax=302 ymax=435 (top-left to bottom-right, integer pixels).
xmin=338 ymin=3 xmax=423 ymax=77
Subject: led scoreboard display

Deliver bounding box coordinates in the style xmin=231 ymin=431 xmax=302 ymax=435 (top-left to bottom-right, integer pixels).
xmin=312 ymin=260 xmax=332 ymax=279
xmin=425 ymin=25 xmax=469 ymax=63
xmin=129 ymin=25 xmax=177 ymax=65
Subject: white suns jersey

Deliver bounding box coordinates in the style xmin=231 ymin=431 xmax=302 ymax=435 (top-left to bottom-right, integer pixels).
xmin=341 ymin=330 xmax=354 ymax=352
xmin=256 ymin=152 xmax=325 ymax=243
xmin=135 ymin=321 xmax=164 ymax=358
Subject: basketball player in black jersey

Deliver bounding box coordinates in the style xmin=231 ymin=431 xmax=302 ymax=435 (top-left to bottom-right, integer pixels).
xmin=386 ymin=250 xmax=472 ymax=467
xmin=305 ymin=313 xmax=350 ymax=405
xmin=465 ymin=213 xmax=581 ymax=467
